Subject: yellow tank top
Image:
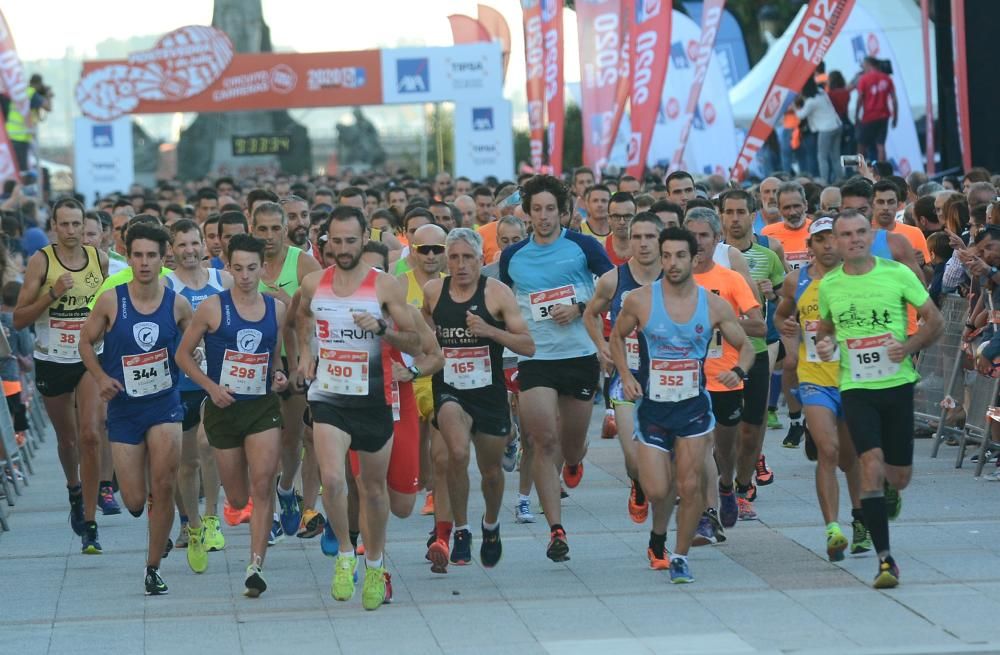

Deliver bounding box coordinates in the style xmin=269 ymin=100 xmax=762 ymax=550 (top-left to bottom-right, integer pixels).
xmin=34 ymin=245 xmax=105 ymax=363
xmin=581 ymin=220 xmax=609 ymax=245
xmin=403 ymin=269 xmax=444 ymax=308
xmin=795 ymin=266 xmax=839 ymax=387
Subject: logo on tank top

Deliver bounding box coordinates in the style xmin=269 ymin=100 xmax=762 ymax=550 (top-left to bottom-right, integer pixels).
xmin=133 ymin=322 xmax=159 ymax=352
xmin=85 ymin=272 xmax=101 ymax=288
xmin=237 ymin=329 xmax=263 ymax=353
xmin=695 ymin=324 xmax=704 ymax=334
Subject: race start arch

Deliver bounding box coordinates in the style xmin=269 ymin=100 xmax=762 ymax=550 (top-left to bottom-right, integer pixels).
xmin=74 ymin=26 xmax=513 ymax=197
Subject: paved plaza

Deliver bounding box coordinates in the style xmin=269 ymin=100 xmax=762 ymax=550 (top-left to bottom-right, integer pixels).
xmin=3 ymin=411 xmax=1000 ymax=655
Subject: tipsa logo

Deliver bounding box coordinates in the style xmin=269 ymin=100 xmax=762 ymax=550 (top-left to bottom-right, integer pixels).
xmin=472 ymin=107 xmax=494 ymax=131
xmin=397 ymin=58 xmax=429 ymax=93
xmin=92 ymin=124 xmax=113 ymax=148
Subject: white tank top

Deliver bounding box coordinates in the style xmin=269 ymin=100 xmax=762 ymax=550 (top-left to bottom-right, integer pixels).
xmin=713 ymin=242 xmax=733 ymax=269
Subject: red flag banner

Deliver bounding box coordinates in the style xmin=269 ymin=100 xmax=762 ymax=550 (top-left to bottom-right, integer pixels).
xmin=950 ymin=0 xmax=971 ymax=172
xmin=625 ymin=0 xmax=672 ymax=178
xmin=448 ymin=15 xmax=490 ymax=45
xmin=668 ymin=0 xmax=726 ymax=174
xmin=522 ymin=1 xmax=545 ymax=171
xmin=576 ymin=0 xmax=622 ymax=173
xmin=0 ymin=10 xmax=29 ymax=118
xmin=731 ymin=0 xmax=856 ymax=181
xmin=604 ymin=0 xmax=633 ymax=167
xmin=478 ymin=4 xmax=512 ymax=80
xmin=542 ymin=0 xmax=565 ymax=176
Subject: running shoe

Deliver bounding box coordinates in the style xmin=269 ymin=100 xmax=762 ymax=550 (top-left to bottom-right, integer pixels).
xmin=81 ymin=521 xmax=102 ymax=554
xmin=298 ymin=509 xmax=325 ymax=538
xmin=601 ymin=412 xmax=617 ymax=439
xmin=804 ymin=427 xmax=818 ymax=462
xmin=746 ymin=481 xmax=758 ymax=502
xmin=560 ymin=487 xmax=569 ymax=501
xmin=515 ymin=498 xmax=536 ymax=524
xmin=767 ymin=410 xmax=782 ymax=430
xmin=244 ymin=559 xmax=266 ymax=598
xmin=480 ymin=523 xmax=502 ymax=568
xmin=502 ymin=436 xmax=519 ymax=473
xmin=175 ymin=523 xmax=190 ymax=549
xmin=983 ymin=469 xmax=1000 ymax=481
xmin=562 ymin=463 xmax=584 ymax=489
xmin=628 ymin=479 xmax=649 ymax=524
xmin=647 ymin=546 xmax=670 ymax=570
xmin=383 ymin=571 xmax=393 ymax=604
xmin=162 ymin=538 xmax=173 ymax=559
xmin=362 ymin=564 xmax=387 ymax=610
xmin=451 ymin=528 xmax=472 ymax=565
xmin=850 ymin=518 xmax=873 ymax=554
xmin=277 ymin=486 xmax=301 ymax=537
xmin=826 ymin=523 xmax=848 ymax=562
xmin=145 ymin=566 xmax=168 ymax=596
xmin=428 ymin=537 xmax=449 ymax=574
xmin=782 ymin=422 xmax=804 ymax=448
xmin=223 ymin=497 xmax=253 ymax=526
xmin=203 ymin=515 xmax=226 ymax=552
xmin=705 ymin=508 xmax=727 ymax=543
xmin=421 ymin=492 xmax=435 ymax=516
xmin=719 ymin=490 xmax=738 ymax=528
xmin=754 ymin=455 xmax=774 ymax=486
xmin=692 ymin=515 xmax=716 ymax=547
xmin=546 ymin=527 xmax=570 ymax=562
xmin=321 ymin=521 xmax=339 ymax=557
xmin=737 ymin=496 xmax=758 ymax=521
xmin=884 ymin=482 xmax=902 ymax=521
xmin=356 ymin=541 xmax=366 ymax=557
xmin=669 ymin=557 xmax=694 ymax=584
xmin=98 ymin=483 xmax=121 ymax=516
xmin=187 ymin=525 xmax=208 ymax=574
xmin=873 ymin=557 xmax=900 ymax=589
xmin=268 ymin=519 xmax=284 ymax=546
xmin=332 ymin=553 xmax=358 ymax=600
xmin=69 ymin=486 xmax=86 ymax=536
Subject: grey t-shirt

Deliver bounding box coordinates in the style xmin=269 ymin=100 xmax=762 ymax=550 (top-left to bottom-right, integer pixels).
xmin=1 ymin=311 xmax=32 ymax=383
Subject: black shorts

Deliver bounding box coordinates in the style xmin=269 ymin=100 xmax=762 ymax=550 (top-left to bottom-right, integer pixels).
xmin=842 ymin=383 xmax=914 ymax=467
xmin=517 ymin=355 xmax=600 ymax=401
xmin=6 ymin=392 xmax=28 ymax=432
xmin=180 ymin=390 xmax=207 ymax=432
xmin=309 ymin=401 xmax=394 ymax=454
xmin=741 ymin=351 xmax=771 ymax=426
xmin=859 ymin=118 xmax=889 ymax=147
xmin=775 ymin=340 xmax=786 ymax=363
xmin=709 ymin=389 xmax=743 ymax=427
xmin=434 ymin=391 xmax=511 ymax=437
xmin=34 ymin=358 xmax=88 ymax=398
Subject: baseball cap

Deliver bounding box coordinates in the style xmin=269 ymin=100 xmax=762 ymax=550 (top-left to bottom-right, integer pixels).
xmin=809 ymin=216 xmax=834 ymax=235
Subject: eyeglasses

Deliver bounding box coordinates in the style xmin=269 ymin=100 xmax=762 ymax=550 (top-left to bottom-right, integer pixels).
xmin=610 ymin=213 xmax=635 ymax=222
xmin=415 ymin=244 xmax=446 ymax=255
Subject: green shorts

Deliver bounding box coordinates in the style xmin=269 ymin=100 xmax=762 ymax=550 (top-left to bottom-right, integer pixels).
xmin=203 ymin=393 xmax=283 ymax=449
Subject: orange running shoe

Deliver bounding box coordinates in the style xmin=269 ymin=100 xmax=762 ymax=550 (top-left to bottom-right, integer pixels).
xmin=427 ymin=537 xmax=449 ymax=574
xmin=755 ymin=454 xmax=774 ymax=486
xmin=628 ymin=479 xmax=648 ymax=524
xmin=647 ymin=547 xmax=670 ymax=570
xmin=601 ymin=412 xmax=617 ymax=439
xmin=420 ymin=492 xmax=435 ymax=516
xmin=562 ymin=463 xmax=584 ymax=489
xmin=224 ymin=497 xmax=254 ymax=526
xmin=239 ymin=498 xmax=253 ymax=524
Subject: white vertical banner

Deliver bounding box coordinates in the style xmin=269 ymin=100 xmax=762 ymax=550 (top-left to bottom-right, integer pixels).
xmin=74 ymin=117 xmax=134 ymax=206
xmin=452 ymin=99 xmax=514 ymax=181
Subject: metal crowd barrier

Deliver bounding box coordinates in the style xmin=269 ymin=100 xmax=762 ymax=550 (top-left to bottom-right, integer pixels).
xmin=0 ymin=371 xmax=54 ymax=532
xmin=918 ymin=295 xmax=968 ymax=446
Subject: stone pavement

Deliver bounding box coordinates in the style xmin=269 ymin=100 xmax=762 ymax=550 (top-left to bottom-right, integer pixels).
xmin=4 ymin=410 xmax=1000 ymax=655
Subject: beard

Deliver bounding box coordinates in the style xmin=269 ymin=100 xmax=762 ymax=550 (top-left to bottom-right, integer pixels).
xmin=289 ymin=226 xmax=309 ymax=247
xmin=336 ymin=252 xmax=362 ymax=270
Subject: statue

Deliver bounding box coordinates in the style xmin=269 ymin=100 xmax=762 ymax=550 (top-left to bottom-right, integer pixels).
xmin=337 ymin=109 xmax=386 ymax=168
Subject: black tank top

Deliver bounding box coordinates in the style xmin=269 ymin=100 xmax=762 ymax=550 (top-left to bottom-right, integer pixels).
xmin=432 ymin=275 xmax=506 ymax=395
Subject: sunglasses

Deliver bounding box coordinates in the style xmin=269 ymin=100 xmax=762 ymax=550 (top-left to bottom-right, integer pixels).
xmin=415 ymin=244 xmax=446 ymax=255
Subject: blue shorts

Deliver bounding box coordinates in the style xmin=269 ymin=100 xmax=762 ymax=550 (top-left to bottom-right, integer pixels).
xmin=609 ymin=372 xmax=636 ymax=407
xmin=765 ymin=301 xmax=780 ymax=344
xmin=634 ymin=392 xmax=715 ymax=452
xmin=794 ymin=383 xmax=843 ymax=418
xmin=107 ymin=391 xmax=184 ymax=445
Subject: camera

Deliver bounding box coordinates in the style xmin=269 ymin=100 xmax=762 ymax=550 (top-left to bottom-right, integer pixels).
xmin=840 ymin=155 xmax=861 ymax=168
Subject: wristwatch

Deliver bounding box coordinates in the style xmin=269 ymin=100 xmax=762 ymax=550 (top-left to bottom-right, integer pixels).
xmin=577 ymin=301 xmax=587 ymax=315
xmin=407 ymin=364 xmax=421 ymax=379
xmin=375 ymin=318 xmax=388 ymax=336
xmin=731 ymin=366 xmax=748 ymax=380
xmin=990 ymin=266 xmax=999 ymax=279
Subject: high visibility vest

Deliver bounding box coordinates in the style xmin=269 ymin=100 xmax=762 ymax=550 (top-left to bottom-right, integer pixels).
xmin=5 ymin=87 xmax=35 ymax=143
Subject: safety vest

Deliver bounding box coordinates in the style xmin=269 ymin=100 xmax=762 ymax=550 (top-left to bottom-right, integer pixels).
xmin=5 ymin=87 xmax=35 ymax=143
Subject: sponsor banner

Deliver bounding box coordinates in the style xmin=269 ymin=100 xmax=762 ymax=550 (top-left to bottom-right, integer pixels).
xmin=604 ymin=0 xmax=633 ymax=167
xmin=541 ymin=0 xmax=564 ymax=176
xmin=73 ymin=117 xmax=134 ymax=205
xmin=625 ymin=0 xmax=672 ymax=178
xmin=448 ymin=15 xmax=490 ymax=44
xmin=522 ymin=0 xmax=546 ymax=171
xmin=668 ymin=0 xmax=726 ymax=174
xmin=453 ymin=99 xmax=515 ymax=181
xmin=576 ymin=0 xmax=621 ymax=173
xmin=731 ymin=0 xmax=855 ymax=181
xmin=950 ymin=0 xmax=971 ymax=171
xmin=0 ymin=10 xmax=30 ymax=118
xmin=380 ymin=42 xmax=503 ymax=104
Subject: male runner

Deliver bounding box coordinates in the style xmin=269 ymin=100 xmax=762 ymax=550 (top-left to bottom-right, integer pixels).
xmin=580 ymin=184 xmax=612 ymax=244
xmin=79 ymin=223 xmax=192 ymax=593
xmin=499 ymin=175 xmax=613 ymax=561
xmin=14 ymin=198 xmax=108 ymax=551
xmin=611 ymin=227 xmax=753 ymax=583
xmin=816 ymin=210 xmax=943 ymax=588
xmin=665 ymin=171 xmax=697 ymax=213
xmin=176 ymin=234 xmax=288 ymax=597
xmin=422 ymin=228 xmax=533 ymax=572
xmin=605 ymin=192 xmax=635 ymax=266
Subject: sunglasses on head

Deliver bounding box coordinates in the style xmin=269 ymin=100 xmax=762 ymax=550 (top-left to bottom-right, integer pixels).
xmin=415 ymin=244 xmax=445 ymax=255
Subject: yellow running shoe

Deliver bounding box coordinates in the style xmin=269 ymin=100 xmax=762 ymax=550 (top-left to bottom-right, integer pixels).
xmin=362 ymin=565 xmax=387 ymax=610
xmin=332 ymin=554 xmax=357 ymax=601
xmin=203 ymin=515 xmax=226 ymax=552
xmin=187 ymin=525 xmax=208 ymax=574
xmin=825 ymin=523 xmax=848 ymax=562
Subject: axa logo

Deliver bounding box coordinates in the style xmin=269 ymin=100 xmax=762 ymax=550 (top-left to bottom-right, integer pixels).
xmin=473 ymin=107 xmax=494 ymax=131
xmin=92 ymin=124 xmax=113 ymax=148
xmin=237 ymin=329 xmax=262 ymax=353
xmin=397 ymin=58 xmax=429 ymax=93
xmin=635 ymin=0 xmax=662 ymax=22
xmin=133 ymin=322 xmax=159 ymax=352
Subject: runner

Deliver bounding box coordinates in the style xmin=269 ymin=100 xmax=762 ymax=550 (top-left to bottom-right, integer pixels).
xmin=773 ymin=216 xmax=872 ymax=561
xmin=604 ymin=192 xmax=635 ymax=266
xmin=13 ymin=198 xmax=108 ymax=551
xmin=816 ymin=210 xmax=943 ymax=588
xmin=499 ymin=174 xmax=613 ymax=562
xmin=176 ymin=233 xmax=289 ymax=597
xmin=610 ymin=226 xmax=753 ymax=583
xmin=422 ymin=228 xmax=534 ymax=572
xmin=296 ymin=205 xmax=421 ymax=610
xmin=78 ymin=222 xmax=191 ymax=594
xmin=580 ymin=184 xmax=611 ymax=244
xmin=665 ymin=171 xmax=697 ymax=213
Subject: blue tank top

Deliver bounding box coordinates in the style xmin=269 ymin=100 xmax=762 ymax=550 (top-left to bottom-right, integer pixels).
xmin=871 ymin=230 xmax=892 ymax=260
xmin=167 ymin=269 xmax=226 ymax=392
xmin=794 ymin=262 xmax=815 ymax=304
xmin=100 ymin=285 xmax=180 ymax=406
xmin=205 ymin=290 xmax=278 ymax=400
xmin=610 ymin=263 xmax=661 ymax=324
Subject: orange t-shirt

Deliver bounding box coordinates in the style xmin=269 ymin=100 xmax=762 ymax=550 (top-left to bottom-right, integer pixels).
xmin=477 ymin=221 xmax=501 ymax=264
xmin=694 ymin=265 xmax=760 ymax=392
xmin=761 ymin=220 xmax=812 ymax=270
xmin=882 ymin=221 xmax=930 ymax=263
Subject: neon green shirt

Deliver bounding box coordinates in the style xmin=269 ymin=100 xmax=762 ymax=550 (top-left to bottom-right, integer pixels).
xmin=740 ymin=242 xmax=785 ymax=353
xmin=87 ymin=266 xmax=172 ymax=310
xmin=818 ymin=257 xmax=929 ymax=391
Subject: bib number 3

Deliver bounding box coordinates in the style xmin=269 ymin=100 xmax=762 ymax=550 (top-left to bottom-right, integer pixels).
xmin=529 ymin=285 xmax=576 ymax=322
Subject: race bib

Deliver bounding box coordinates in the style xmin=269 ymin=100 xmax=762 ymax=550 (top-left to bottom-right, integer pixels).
xmin=649 ymin=358 xmax=700 ymax=403
xmin=221 ymin=349 xmax=268 ymax=395
xmin=846 ymin=333 xmax=899 ymax=381
xmin=443 ymin=346 xmax=491 ymax=390
xmin=529 ymin=285 xmax=576 ymax=322
xmin=122 ymin=348 xmax=171 ymax=398
xmin=707 ymin=329 xmax=724 ymax=359
xmin=49 ymin=318 xmax=84 ymax=359
xmin=625 ymin=333 xmax=640 ymax=371
xmin=316 ymin=347 xmax=369 ymax=395
xmin=803 ymin=320 xmax=838 ymax=363
xmin=786 ymin=251 xmax=809 ymax=270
